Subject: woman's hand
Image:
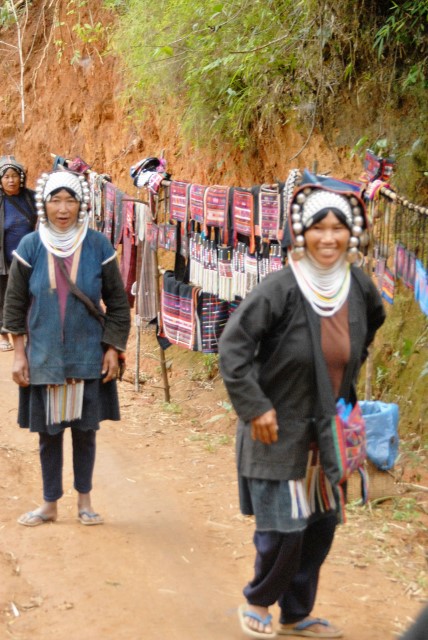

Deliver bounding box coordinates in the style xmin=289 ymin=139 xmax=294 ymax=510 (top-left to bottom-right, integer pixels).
xmin=251 ymin=409 xmax=279 ymax=444
xmin=11 ymin=336 xmax=30 ymax=387
xmin=101 ymin=346 xmax=119 ymax=383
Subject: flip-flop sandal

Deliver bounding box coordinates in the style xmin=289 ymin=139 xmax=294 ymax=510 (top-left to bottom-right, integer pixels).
xmin=238 ymin=604 xmax=276 ymax=639
xmin=17 ymin=511 xmax=56 ymax=527
xmin=278 ymin=618 xmax=343 ymax=638
xmin=0 ymin=341 xmax=14 ymax=352
xmin=78 ymin=510 xmax=104 ymax=526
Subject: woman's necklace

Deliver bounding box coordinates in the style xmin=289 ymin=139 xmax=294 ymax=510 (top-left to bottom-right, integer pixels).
xmin=39 ymin=218 xmax=89 ymax=258
xmin=289 ymin=253 xmax=351 ymax=317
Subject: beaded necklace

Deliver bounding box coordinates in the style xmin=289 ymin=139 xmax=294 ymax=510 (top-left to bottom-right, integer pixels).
xmin=289 ymin=252 xmax=350 ymax=317
xmin=39 ymin=217 xmax=89 ymax=258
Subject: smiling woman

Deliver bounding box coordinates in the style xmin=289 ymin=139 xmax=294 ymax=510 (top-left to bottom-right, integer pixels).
xmin=219 ymin=170 xmax=386 ymax=639
xmin=304 ymin=212 xmax=351 ymax=267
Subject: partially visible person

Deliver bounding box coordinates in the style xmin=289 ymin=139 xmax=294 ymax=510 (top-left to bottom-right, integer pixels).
xmin=0 ymin=156 xmax=37 ymax=352
xmin=219 ymin=171 xmax=386 ymax=638
xmin=3 ymin=170 xmax=130 ymax=527
xmin=400 ymin=605 xmax=428 ymax=640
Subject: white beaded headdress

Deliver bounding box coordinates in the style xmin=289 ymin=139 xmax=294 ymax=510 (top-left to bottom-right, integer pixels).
xmin=288 ymin=182 xmax=367 ymax=263
xmin=35 ymin=170 xmax=91 ymax=225
xmin=0 ymin=155 xmax=26 ymax=189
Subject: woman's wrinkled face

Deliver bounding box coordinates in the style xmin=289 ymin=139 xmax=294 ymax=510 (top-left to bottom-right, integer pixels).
xmin=45 ymin=189 xmax=80 ymax=231
xmin=304 ymin=211 xmax=351 ymax=267
xmin=1 ymin=168 xmax=21 ymax=196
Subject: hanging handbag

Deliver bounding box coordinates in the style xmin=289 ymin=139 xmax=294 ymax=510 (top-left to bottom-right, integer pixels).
xmin=333 ymin=398 xmax=367 ymax=484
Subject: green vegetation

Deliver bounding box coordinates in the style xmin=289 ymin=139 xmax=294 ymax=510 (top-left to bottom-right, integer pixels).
xmin=368 ymin=286 xmax=428 ymax=444
xmin=105 ymin=0 xmax=427 ymax=150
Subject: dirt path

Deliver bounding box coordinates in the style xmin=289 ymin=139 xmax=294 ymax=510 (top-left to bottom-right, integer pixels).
xmin=0 ymin=345 xmax=426 ymax=640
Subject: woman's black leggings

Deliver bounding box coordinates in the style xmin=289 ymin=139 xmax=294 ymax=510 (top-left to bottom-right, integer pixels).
xmin=39 ymin=428 xmax=96 ymax=502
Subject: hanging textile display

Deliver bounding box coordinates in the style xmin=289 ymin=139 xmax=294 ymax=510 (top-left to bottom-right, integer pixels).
xmin=78 ymin=157 xmax=428 ymax=362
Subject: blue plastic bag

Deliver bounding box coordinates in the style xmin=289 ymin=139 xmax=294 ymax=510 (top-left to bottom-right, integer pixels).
xmin=359 ymin=401 xmax=399 ymax=470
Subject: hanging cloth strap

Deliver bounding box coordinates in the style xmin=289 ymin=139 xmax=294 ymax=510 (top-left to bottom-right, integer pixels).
xmin=55 ymin=256 xmax=106 ymax=326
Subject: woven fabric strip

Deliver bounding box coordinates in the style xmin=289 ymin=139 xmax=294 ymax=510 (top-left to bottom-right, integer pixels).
xmin=204 ymin=185 xmax=230 ymax=244
xmin=259 ymin=185 xmax=282 ymax=242
xmin=415 ymin=259 xmax=428 ymax=316
xmin=380 ymin=266 xmax=394 ymax=305
xmin=103 ymin=181 xmax=116 ymax=242
xmin=405 ymin=250 xmax=416 ymax=290
xmin=119 ymin=200 xmax=137 ymax=307
xmin=218 ymin=246 xmax=233 ymax=301
xmin=189 ymin=232 xmax=204 ymax=287
xmin=232 ymin=188 xmax=255 ymax=253
xmin=189 ymin=184 xmax=207 ymax=223
xmin=202 ymin=239 xmax=218 ymax=295
xmin=113 ymin=189 xmax=125 ymax=248
xmin=394 ymin=242 xmax=406 ymax=280
xmin=169 ymin=181 xmax=190 ymax=223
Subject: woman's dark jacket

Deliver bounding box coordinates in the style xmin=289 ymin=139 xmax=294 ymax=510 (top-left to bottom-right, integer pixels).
xmin=219 ymin=265 xmax=386 ymax=485
xmin=0 ymin=189 xmax=37 ymax=275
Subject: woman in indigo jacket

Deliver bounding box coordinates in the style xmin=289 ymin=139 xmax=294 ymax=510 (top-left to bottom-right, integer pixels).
xmin=3 ymin=170 xmax=130 ymax=527
xmin=219 ymin=171 xmax=385 ymax=639
xmin=0 ymin=156 xmax=37 ymax=352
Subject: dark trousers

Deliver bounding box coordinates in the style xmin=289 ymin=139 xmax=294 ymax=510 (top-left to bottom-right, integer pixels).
xmin=243 ymin=514 xmax=337 ymax=624
xmin=39 ymin=429 xmax=96 ymax=502
xmin=0 ymin=274 xmax=8 ymax=334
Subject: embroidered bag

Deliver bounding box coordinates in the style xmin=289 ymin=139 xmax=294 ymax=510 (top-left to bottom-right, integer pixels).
xmin=196 ymin=292 xmax=229 ymax=354
xmin=231 ymin=187 xmax=256 ymax=253
xmin=331 ymin=399 xmax=369 ymax=519
xmin=333 ymin=399 xmax=367 ymax=483
xmin=203 ymin=185 xmax=230 ymax=245
xmin=169 ymin=181 xmax=190 ymax=223
xmin=189 ymin=184 xmax=207 ymax=223
xmin=160 ymin=271 xmax=200 ymax=350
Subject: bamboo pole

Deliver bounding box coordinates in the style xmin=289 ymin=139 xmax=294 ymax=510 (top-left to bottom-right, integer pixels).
xmin=364 ymin=199 xmax=375 ymax=400
xmin=156 ymin=182 xmax=171 ymax=403
xmin=153 ymin=244 xmax=170 ymax=402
